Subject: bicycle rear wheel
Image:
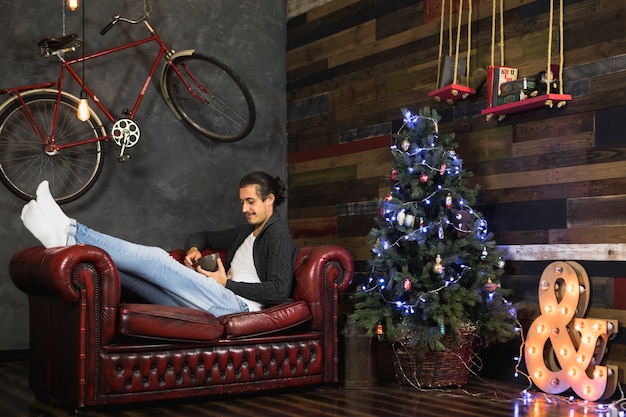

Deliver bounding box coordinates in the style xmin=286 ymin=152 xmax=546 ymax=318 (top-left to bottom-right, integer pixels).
xmin=0 ymin=92 xmax=106 ymax=204
xmin=162 ymin=53 xmax=255 ymax=142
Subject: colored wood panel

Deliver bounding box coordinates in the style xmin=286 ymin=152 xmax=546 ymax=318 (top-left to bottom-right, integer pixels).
xmin=550 ymin=226 xmax=626 ymax=244
xmin=614 ymin=278 xmax=626 ymax=311
xmin=456 ymin=125 xmax=513 ymax=163
xmin=500 ymin=244 xmax=626 ymax=261
xmin=567 ymin=195 xmax=626 ymax=228
xmin=503 ymin=275 xmax=613 ymax=309
xmin=289 ymin=165 xmax=357 ymax=188
xmin=512 ymin=132 xmax=594 ymax=158
xmin=289 ymin=177 xmax=383 ymax=209
xmin=337 ymin=213 xmax=375 ymax=238
xmin=493 ymin=230 xmax=550 ymax=246
xmin=480 ymin=199 xmax=567 ymax=232
xmin=483 ymin=182 xmax=590 ymax=205
xmin=289 ymin=146 xmax=391 ymax=175
xmin=474 ymin=160 xmax=626 ymax=191
xmin=513 ymin=112 xmax=593 ymax=143
xmin=287 ymin=20 xmax=377 ymax=72
xmin=288 ymin=204 xmax=338 ymax=220
xmin=289 ymin=216 xmax=338 ymax=238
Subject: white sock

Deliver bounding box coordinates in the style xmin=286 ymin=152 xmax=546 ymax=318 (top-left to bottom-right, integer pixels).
xmin=20 ymin=200 xmax=67 ymax=248
xmin=35 ymin=180 xmax=71 ymax=235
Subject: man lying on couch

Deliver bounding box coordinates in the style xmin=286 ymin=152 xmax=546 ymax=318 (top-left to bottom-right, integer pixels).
xmin=20 ymin=170 xmax=298 ymax=317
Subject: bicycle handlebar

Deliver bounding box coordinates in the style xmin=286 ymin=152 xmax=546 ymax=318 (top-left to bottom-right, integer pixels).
xmin=100 ymin=0 xmax=152 ymax=35
xmin=100 ymin=13 xmax=149 ymax=36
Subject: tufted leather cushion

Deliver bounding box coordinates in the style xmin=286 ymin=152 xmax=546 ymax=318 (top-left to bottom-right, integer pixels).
xmin=118 ymin=303 xmax=224 ymax=342
xmin=220 ymin=301 xmax=312 ymax=339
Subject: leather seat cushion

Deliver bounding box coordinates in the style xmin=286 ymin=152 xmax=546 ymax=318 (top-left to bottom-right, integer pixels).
xmin=118 ymin=303 xmax=224 ymax=342
xmin=219 ymin=301 xmax=312 ymax=339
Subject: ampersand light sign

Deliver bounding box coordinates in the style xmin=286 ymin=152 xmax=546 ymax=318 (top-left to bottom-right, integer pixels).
xmin=525 ymin=261 xmax=618 ymax=401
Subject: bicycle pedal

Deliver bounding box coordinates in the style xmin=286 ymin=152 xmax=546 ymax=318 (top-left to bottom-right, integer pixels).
xmin=117 ymin=154 xmax=132 ymax=162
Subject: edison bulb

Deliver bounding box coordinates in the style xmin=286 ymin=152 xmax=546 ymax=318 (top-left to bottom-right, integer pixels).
xmin=77 ymin=96 xmax=90 ymax=121
xmin=67 ymin=0 xmax=79 ymax=11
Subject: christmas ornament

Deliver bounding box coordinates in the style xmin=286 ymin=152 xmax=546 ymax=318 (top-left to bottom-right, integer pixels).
xmin=454 ymin=210 xmax=471 ymax=237
xmin=433 ymin=255 xmax=444 ymax=274
xmin=419 ymin=172 xmax=429 ymax=183
xmin=484 ymin=277 xmax=497 ymax=292
xmin=481 ymin=247 xmax=488 ymax=260
xmin=390 ymin=169 xmax=398 ymax=181
xmin=375 ymin=323 xmax=384 ymax=336
xmin=445 ymin=193 xmax=452 ymax=209
xmin=440 ymin=163 xmax=446 ymax=175
xmin=396 ymin=210 xmax=415 ymax=228
xmin=438 ymin=225 xmax=444 ymax=239
xmin=401 ymin=138 xmax=410 ymax=152
xmin=403 ymin=277 xmax=412 ymax=291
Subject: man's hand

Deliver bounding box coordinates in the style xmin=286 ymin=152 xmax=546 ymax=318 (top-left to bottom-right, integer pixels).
xmin=195 ymin=258 xmax=228 ymax=286
xmin=184 ymin=247 xmax=202 ymax=268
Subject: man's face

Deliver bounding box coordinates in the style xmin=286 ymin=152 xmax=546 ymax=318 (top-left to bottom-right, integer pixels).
xmin=240 ymin=185 xmax=274 ymax=232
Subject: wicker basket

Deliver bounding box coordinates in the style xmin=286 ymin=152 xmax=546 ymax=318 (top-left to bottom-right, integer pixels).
xmin=392 ymin=328 xmax=479 ymax=388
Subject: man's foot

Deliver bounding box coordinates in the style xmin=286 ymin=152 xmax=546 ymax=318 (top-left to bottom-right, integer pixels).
xmin=20 ymin=200 xmax=67 ymax=248
xmin=36 ymin=180 xmax=71 ymax=229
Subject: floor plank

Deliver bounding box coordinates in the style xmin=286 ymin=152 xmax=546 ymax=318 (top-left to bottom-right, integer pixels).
xmin=0 ymin=360 xmax=624 ymax=416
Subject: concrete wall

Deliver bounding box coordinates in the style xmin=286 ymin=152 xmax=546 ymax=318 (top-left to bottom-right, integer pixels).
xmin=0 ymin=0 xmax=286 ymax=350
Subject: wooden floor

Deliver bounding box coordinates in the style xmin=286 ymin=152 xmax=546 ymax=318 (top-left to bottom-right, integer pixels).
xmin=1 ymin=359 xmax=624 ymax=417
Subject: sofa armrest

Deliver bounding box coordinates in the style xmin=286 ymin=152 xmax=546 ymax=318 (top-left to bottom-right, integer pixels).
xmin=9 ymin=244 xmax=122 ymax=344
xmin=293 ymin=245 xmax=353 ymax=309
xmin=292 ymin=245 xmax=353 ymax=383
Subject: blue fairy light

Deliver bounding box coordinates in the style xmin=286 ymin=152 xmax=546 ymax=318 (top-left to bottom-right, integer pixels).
xmin=476 ymin=219 xmax=489 ymax=240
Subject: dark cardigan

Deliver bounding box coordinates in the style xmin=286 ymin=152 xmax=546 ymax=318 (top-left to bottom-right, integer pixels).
xmin=184 ymin=212 xmax=298 ymax=305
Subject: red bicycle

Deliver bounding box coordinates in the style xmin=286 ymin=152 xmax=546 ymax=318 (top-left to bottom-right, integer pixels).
xmin=0 ymin=1 xmax=255 ymax=203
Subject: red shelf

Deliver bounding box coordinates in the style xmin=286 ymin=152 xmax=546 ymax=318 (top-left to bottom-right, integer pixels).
xmin=481 ymin=93 xmax=571 ymax=120
xmin=428 ymin=84 xmax=475 ymax=103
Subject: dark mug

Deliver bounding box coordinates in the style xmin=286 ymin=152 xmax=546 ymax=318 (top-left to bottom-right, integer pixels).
xmin=197 ymin=253 xmax=219 ymax=272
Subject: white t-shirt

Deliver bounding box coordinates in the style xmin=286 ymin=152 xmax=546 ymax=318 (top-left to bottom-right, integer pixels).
xmin=227 ymin=232 xmax=263 ymax=312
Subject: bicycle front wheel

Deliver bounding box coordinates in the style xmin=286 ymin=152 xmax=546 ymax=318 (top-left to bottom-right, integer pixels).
xmin=0 ymin=92 xmax=106 ymax=204
xmin=162 ymin=53 xmax=256 ymax=142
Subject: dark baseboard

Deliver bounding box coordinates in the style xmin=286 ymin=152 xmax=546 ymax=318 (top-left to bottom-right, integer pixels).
xmin=0 ymin=349 xmax=28 ymax=362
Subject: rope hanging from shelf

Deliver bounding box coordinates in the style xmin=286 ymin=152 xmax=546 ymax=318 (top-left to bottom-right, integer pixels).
xmin=489 ymin=0 xmax=504 ymax=68
xmin=546 ymin=0 xmax=565 ymax=95
xmin=435 ymin=0 xmax=472 ymax=88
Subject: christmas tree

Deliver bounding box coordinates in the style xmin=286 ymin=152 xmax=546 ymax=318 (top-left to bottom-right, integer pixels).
xmin=350 ymin=107 xmax=518 ymax=353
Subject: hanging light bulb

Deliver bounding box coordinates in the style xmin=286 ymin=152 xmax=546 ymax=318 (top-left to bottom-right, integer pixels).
xmin=77 ymin=91 xmax=89 ymax=121
xmin=76 ymin=1 xmax=88 ymax=121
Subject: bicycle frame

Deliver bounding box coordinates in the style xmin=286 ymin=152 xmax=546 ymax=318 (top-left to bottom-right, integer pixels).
xmin=0 ymin=20 xmax=205 ymax=152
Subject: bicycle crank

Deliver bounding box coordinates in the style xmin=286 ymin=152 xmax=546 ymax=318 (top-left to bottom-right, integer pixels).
xmin=111 ymin=118 xmax=140 ymax=161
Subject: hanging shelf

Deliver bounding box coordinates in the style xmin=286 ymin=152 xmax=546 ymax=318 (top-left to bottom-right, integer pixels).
xmin=481 ymin=93 xmax=571 ymax=121
xmin=429 ymin=84 xmax=476 ymax=104
xmin=482 ymin=0 xmax=570 ymax=121
xmin=429 ymin=0 xmax=475 ymax=104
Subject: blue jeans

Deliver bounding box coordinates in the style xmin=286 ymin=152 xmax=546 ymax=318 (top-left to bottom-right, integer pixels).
xmin=69 ymin=221 xmax=249 ymax=316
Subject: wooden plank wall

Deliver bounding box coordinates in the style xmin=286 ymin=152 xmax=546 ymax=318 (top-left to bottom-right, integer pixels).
xmin=286 ymin=0 xmax=626 ymax=383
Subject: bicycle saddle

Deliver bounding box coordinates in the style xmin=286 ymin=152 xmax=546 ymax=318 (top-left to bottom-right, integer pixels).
xmin=39 ymin=34 xmax=82 ymax=56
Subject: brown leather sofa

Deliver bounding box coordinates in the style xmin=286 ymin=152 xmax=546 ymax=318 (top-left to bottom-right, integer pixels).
xmin=9 ymin=244 xmax=353 ymax=411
